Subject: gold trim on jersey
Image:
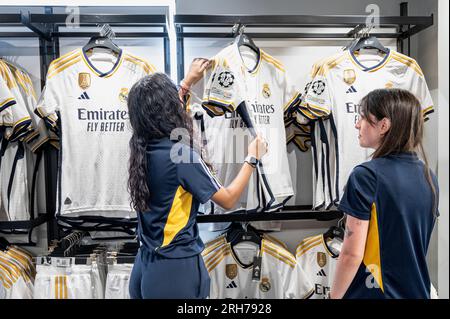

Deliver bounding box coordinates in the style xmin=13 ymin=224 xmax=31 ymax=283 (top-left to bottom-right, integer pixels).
xmin=391 ymin=52 xmax=424 ymax=77
xmin=283 ymin=92 xmax=301 ymax=112
xmin=204 ymin=97 xmax=236 ymax=112
xmin=201 ymin=102 xmax=226 ymax=116
xmin=12 ymin=116 xmax=31 ymax=129
xmin=263 ymin=234 xmax=288 ymax=250
xmin=202 ymin=236 xmax=227 ymax=256
xmin=304 ymin=102 xmax=331 ymax=116
xmin=0 ymin=63 xmax=18 ymax=90
xmin=316 ymin=54 xmax=347 ymax=76
xmin=124 ymin=53 xmax=156 ymax=74
xmin=261 ymin=52 xmax=285 ymax=73
xmin=262 ymin=244 xmax=296 ymax=269
xmin=422 ymin=106 xmax=434 ymax=115
xmin=204 ymin=244 xmax=229 ymax=269
xmin=296 ymin=235 xmax=321 ymax=256
xmin=0 ymin=258 xmax=21 ymax=282
xmin=48 ymin=56 xmax=82 ymax=79
xmin=47 ymin=50 xmax=81 ymax=77
xmin=0 ymin=264 xmax=13 ymax=289
xmin=5 ymin=248 xmax=34 ymax=280
xmin=207 ymin=251 xmax=231 ymax=273
xmin=0 ymin=97 xmax=15 ymax=108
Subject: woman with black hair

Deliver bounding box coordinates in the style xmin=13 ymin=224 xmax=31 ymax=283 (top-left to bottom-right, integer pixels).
xmin=330 ymin=89 xmax=439 ymax=299
xmin=127 ymin=60 xmax=268 ymax=299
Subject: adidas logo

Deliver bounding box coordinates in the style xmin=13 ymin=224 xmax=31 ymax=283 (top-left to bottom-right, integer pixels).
xmin=317 ymin=269 xmax=327 ymax=277
xmin=346 ymin=86 xmax=357 ymax=93
xmin=78 ymin=92 xmax=90 ymax=100
xmin=226 ymin=281 xmax=238 ymax=289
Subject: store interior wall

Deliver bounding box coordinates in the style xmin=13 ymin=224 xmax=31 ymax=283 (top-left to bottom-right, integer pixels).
xmin=0 ymin=0 xmax=447 ymax=297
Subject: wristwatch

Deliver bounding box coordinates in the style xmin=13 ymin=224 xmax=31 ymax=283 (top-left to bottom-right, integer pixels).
xmin=244 ymin=155 xmax=259 ymax=168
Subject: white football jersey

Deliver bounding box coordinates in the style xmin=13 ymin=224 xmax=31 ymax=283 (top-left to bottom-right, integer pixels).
xmin=0 ymin=246 xmax=35 ymax=299
xmin=0 ymin=60 xmax=33 ymax=142
xmin=203 ymin=238 xmax=314 ymax=299
xmin=296 ymin=234 xmax=339 ymax=299
xmin=200 ymin=44 xmax=297 ymax=211
xmin=302 ymin=49 xmax=434 ymax=203
xmin=35 ymin=48 xmax=155 ymax=219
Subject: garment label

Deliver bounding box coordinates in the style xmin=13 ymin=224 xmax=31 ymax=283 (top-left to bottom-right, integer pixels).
xmin=235 ymin=247 xmax=257 ymax=265
xmin=252 ymin=256 xmax=262 ymax=281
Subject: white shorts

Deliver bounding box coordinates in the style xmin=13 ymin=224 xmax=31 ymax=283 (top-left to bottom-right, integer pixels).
xmin=34 ymin=263 xmax=103 ymax=299
xmin=105 ymin=264 xmax=133 ymax=299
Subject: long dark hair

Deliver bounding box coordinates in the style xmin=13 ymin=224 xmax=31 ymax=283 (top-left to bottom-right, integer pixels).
xmin=359 ymin=88 xmax=438 ymax=217
xmin=127 ymin=73 xmax=194 ymax=212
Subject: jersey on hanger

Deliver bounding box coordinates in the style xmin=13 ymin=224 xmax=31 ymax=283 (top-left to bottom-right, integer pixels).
xmin=301 ymin=49 xmax=434 ymax=203
xmin=189 ymin=44 xmax=299 ymax=215
xmin=35 ymin=48 xmax=156 ymax=219
xmin=203 ymin=238 xmax=314 ymax=299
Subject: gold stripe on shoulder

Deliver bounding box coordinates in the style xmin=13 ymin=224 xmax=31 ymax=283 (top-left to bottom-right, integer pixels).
xmin=261 ymin=54 xmax=285 ymax=72
xmin=207 ymin=251 xmax=230 ymax=273
xmin=124 ymin=56 xmax=153 ymax=74
xmin=296 ymin=236 xmax=321 ymax=253
xmin=48 ymin=50 xmax=80 ymax=72
xmin=317 ymin=53 xmax=347 ymax=76
xmin=391 ymin=52 xmax=424 ymax=76
xmin=263 ymin=247 xmax=296 ymax=268
xmin=204 ymin=245 xmax=228 ymax=267
xmin=125 ymin=54 xmax=156 ymax=73
xmin=264 ymin=234 xmax=288 ymax=250
xmin=296 ymin=241 xmax=322 ymax=258
xmin=48 ymin=57 xmax=82 ymax=79
xmin=261 ymin=51 xmax=284 ymax=67
xmin=264 ymin=242 xmax=296 ymax=263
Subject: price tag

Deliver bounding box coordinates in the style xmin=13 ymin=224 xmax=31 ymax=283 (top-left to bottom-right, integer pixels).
xmin=252 ymin=256 xmax=262 ymax=281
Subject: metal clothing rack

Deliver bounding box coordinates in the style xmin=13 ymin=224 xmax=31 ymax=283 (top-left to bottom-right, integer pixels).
xmin=0 ymin=8 xmax=171 ymax=245
xmin=177 ymin=2 xmax=433 ymax=224
xmin=174 ymin=2 xmax=433 ymax=78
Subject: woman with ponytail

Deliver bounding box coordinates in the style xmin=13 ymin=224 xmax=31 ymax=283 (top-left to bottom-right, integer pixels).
xmin=330 ymin=89 xmax=439 ymax=299
xmin=127 ymin=61 xmax=268 ymax=299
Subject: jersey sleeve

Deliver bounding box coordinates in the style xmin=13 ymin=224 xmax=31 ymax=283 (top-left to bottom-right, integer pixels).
xmin=411 ymin=71 xmax=434 ymax=121
xmin=282 ymin=73 xmax=305 ymax=123
xmin=34 ymin=80 xmax=59 ymax=134
xmin=0 ymin=77 xmax=16 ymax=114
xmin=177 ymin=147 xmax=222 ymax=204
xmin=302 ymin=72 xmax=333 ymax=118
xmin=338 ymin=164 xmax=377 ymax=220
xmin=202 ymin=57 xmax=244 ymax=117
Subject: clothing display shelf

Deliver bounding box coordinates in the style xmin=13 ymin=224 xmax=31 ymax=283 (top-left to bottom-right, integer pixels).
xmin=176 ymin=2 xmax=433 ymax=223
xmin=0 ymin=7 xmax=171 ymax=245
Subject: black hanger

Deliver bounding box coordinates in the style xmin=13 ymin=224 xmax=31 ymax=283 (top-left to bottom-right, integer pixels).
xmin=233 ymin=24 xmax=260 ymax=63
xmin=226 ymin=222 xmax=261 ymax=247
xmin=0 ymin=237 xmax=10 ymax=251
xmin=323 ymin=216 xmax=345 ymax=241
xmin=82 ymin=35 xmax=121 ymax=56
xmin=350 ymin=35 xmax=389 ymax=54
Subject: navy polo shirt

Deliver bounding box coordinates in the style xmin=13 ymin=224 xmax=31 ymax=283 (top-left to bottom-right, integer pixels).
xmin=137 ymin=138 xmax=222 ymax=258
xmin=338 ymin=152 xmax=439 ymax=299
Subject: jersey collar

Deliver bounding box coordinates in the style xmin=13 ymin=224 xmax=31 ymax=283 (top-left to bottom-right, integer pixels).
xmin=81 ymin=48 xmax=124 ymax=78
xmin=321 ymin=234 xmax=339 ymax=259
xmin=348 ymin=48 xmax=391 ymax=73
xmin=233 ymin=43 xmax=262 ymax=75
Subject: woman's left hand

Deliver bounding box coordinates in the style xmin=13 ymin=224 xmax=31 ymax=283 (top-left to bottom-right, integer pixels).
xmin=182 ymin=58 xmax=211 ymax=88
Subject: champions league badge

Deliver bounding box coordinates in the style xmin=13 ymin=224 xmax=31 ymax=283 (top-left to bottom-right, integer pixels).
xmin=218 ymin=71 xmax=235 ymax=88
xmin=312 ymin=80 xmax=326 ymax=95
xmin=262 ymin=83 xmax=271 ymax=98
xmin=259 ymin=277 xmax=271 ymax=292
xmin=119 ymin=88 xmax=129 ymax=103
xmin=343 ymin=69 xmax=356 ymax=85
xmin=78 ymin=72 xmax=91 ymax=90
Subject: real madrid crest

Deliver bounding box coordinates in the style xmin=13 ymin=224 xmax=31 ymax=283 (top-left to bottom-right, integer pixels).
xmin=262 ymin=83 xmax=271 ymax=99
xmin=317 ymin=252 xmax=327 ymax=268
xmin=259 ymin=277 xmax=271 ymax=292
xmin=343 ymin=69 xmax=356 ymax=85
xmin=78 ymin=72 xmax=91 ymax=90
xmin=226 ymin=264 xmax=238 ymax=280
xmin=119 ymin=88 xmax=129 ymax=103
